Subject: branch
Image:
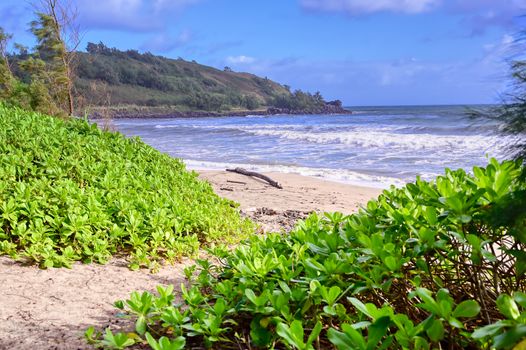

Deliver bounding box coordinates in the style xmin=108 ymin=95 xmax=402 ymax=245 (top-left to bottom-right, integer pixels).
xmin=226 ymin=168 xmax=283 ymax=189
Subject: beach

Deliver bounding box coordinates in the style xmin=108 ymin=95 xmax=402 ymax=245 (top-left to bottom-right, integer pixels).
xmin=0 ymin=171 xmax=381 ymax=349
xmin=198 ymin=170 xmax=382 ymax=232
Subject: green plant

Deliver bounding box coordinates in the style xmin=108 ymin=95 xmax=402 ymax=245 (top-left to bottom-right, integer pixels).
xmin=89 ymin=159 xmax=525 ymax=349
xmin=0 ymin=105 xmax=253 ymax=268
xmin=276 ymin=320 xmax=322 ymax=350
xmin=473 ymin=292 xmax=526 ymax=349
xmin=145 ymin=333 xmax=185 ymax=350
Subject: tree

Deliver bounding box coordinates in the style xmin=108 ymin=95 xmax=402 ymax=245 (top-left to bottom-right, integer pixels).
xmin=496 ymin=61 xmax=526 ymax=164
xmin=0 ymin=27 xmax=15 ymax=99
xmin=472 ymin=28 xmax=526 ymax=236
xmin=30 ymin=0 xmax=79 ymax=116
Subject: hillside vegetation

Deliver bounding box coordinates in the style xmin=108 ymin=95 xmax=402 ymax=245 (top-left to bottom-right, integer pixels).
xmin=71 ymin=43 xmax=343 ymax=116
xmin=0 ymin=105 xmax=253 ymax=269
xmin=89 ymin=159 xmax=526 ymax=349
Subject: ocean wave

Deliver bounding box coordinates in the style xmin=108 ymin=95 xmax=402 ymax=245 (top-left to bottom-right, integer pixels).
xmin=155 ymin=121 xmax=499 ymax=137
xmin=184 ymin=159 xmax=405 ymax=189
xmin=242 ymin=129 xmax=514 ymax=154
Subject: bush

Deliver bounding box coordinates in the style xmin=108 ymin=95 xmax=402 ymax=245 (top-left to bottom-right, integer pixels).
xmin=89 ymin=159 xmax=526 ymax=349
xmin=0 ymin=105 xmax=253 ymax=268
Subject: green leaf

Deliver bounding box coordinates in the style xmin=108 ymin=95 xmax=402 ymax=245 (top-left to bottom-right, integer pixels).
xmin=414 ymin=288 xmax=440 ymax=315
xmin=494 ymin=324 xmax=526 ymax=349
xmin=514 ymin=292 xmax=526 ymax=308
xmin=306 ymin=321 xmax=323 ymax=346
xmin=328 ymin=324 xmax=366 ymax=350
xmin=448 ymin=318 xmax=464 ymax=329
xmin=457 ymin=214 xmax=472 ymax=223
xmin=367 ymin=316 xmax=391 ymax=350
xmin=349 ymin=297 xmax=373 ymax=319
xmin=424 ymin=206 xmax=437 ymax=225
xmin=136 ymin=315 xmax=147 ymax=335
xmin=471 ymin=321 xmax=508 ymax=339
xmin=145 ymin=332 xmax=161 ymax=350
xmin=250 ymin=317 xmax=272 ymax=347
xmin=452 ymin=300 xmax=480 ymax=318
xmin=384 ymin=256 xmax=399 ymax=271
xmin=426 ymin=319 xmax=444 ymax=342
xmin=497 ymin=294 xmax=521 ymax=320
xmin=276 ymin=321 xmax=305 ymax=349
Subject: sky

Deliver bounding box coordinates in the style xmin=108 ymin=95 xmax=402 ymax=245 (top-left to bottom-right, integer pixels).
xmin=1 ymin=0 xmax=525 ymax=106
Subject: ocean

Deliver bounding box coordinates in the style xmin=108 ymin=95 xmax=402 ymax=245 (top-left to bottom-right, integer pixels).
xmin=110 ymin=105 xmax=518 ymax=188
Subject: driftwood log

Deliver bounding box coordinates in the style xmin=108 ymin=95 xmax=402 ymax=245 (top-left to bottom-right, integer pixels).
xmin=226 ymin=167 xmax=283 ymax=189
xmin=227 ymin=180 xmax=247 ymax=185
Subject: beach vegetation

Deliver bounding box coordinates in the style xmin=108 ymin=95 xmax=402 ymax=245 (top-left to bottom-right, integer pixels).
xmin=0 ymin=104 xmax=253 ymax=268
xmin=89 ymin=159 xmax=526 ymax=349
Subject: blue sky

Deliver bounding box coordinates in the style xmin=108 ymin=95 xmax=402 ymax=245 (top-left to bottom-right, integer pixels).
xmin=1 ymin=0 xmax=524 ymax=106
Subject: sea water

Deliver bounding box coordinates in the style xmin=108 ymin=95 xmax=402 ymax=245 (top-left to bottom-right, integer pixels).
xmin=111 ymin=105 xmax=518 ymax=188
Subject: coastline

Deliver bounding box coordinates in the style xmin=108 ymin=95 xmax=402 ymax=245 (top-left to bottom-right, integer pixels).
xmin=86 ymin=105 xmax=352 ymax=119
xmin=197 ymin=170 xmax=382 ymax=232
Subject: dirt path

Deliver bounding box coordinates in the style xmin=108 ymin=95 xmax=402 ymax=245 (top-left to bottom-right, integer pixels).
xmin=0 ymin=257 xmax=190 ymax=349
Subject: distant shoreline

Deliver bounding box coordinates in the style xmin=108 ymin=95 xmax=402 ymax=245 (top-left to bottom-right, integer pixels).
xmin=87 ymin=105 xmax=352 ymax=119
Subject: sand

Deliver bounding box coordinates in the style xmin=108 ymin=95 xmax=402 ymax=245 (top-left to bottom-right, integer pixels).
xmin=0 ymin=171 xmax=382 ymax=349
xmin=197 ymin=170 xmax=382 ymax=232
xmin=0 ymin=257 xmax=192 ymax=349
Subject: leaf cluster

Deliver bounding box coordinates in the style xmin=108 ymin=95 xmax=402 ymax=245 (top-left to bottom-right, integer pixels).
xmin=92 ymin=159 xmax=525 ymax=348
xmin=0 ymin=105 xmax=253 ymax=268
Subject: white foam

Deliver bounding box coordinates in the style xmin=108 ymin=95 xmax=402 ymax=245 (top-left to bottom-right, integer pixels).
xmin=154 ymin=123 xmax=517 ymax=158
xmin=243 ymin=129 xmax=514 ymax=155
xmin=185 ymin=159 xmax=404 ymax=189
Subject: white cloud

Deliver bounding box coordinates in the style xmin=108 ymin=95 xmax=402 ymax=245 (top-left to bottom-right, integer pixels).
xmin=141 ymin=29 xmax=193 ymax=53
xmin=226 ymin=55 xmax=256 ymax=64
xmin=76 ymin=0 xmax=201 ymax=31
xmin=214 ymin=53 xmax=507 ymax=105
xmin=176 ymin=29 xmax=192 ymax=44
xmin=501 ymin=34 xmax=514 ymax=46
xmin=153 ymin=0 xmax=200 ymax=13
xmin=300 ymin=0 xmax=440 ymax=15
xmin=300 ymin=0 xmax=526 ymax=34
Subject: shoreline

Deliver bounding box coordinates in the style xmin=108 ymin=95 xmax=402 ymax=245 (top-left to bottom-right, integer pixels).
xmin=197 ymin=169 xmax=382 ymax=232
xmin=187 ymin=160 xmax=401 ymax=189
xmin=86 ymin=106 xmax=352 ymax=119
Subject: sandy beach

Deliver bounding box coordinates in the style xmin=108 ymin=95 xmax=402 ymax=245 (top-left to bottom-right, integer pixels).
xmin=198 ymin=170 xmax=382 ymax=232
xmin=0 ymin=171 xmax=381 ymax=349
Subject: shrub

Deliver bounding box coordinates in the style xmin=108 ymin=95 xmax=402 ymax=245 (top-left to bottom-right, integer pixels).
xmin=0 ymin=105 xmax=253 ymax=268
xmin=89 ymin=159 xmax=526 ymax=349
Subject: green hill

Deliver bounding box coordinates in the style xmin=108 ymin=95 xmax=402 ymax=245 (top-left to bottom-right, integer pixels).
xmin=73 ymin=42 xmax=345 ymax=117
